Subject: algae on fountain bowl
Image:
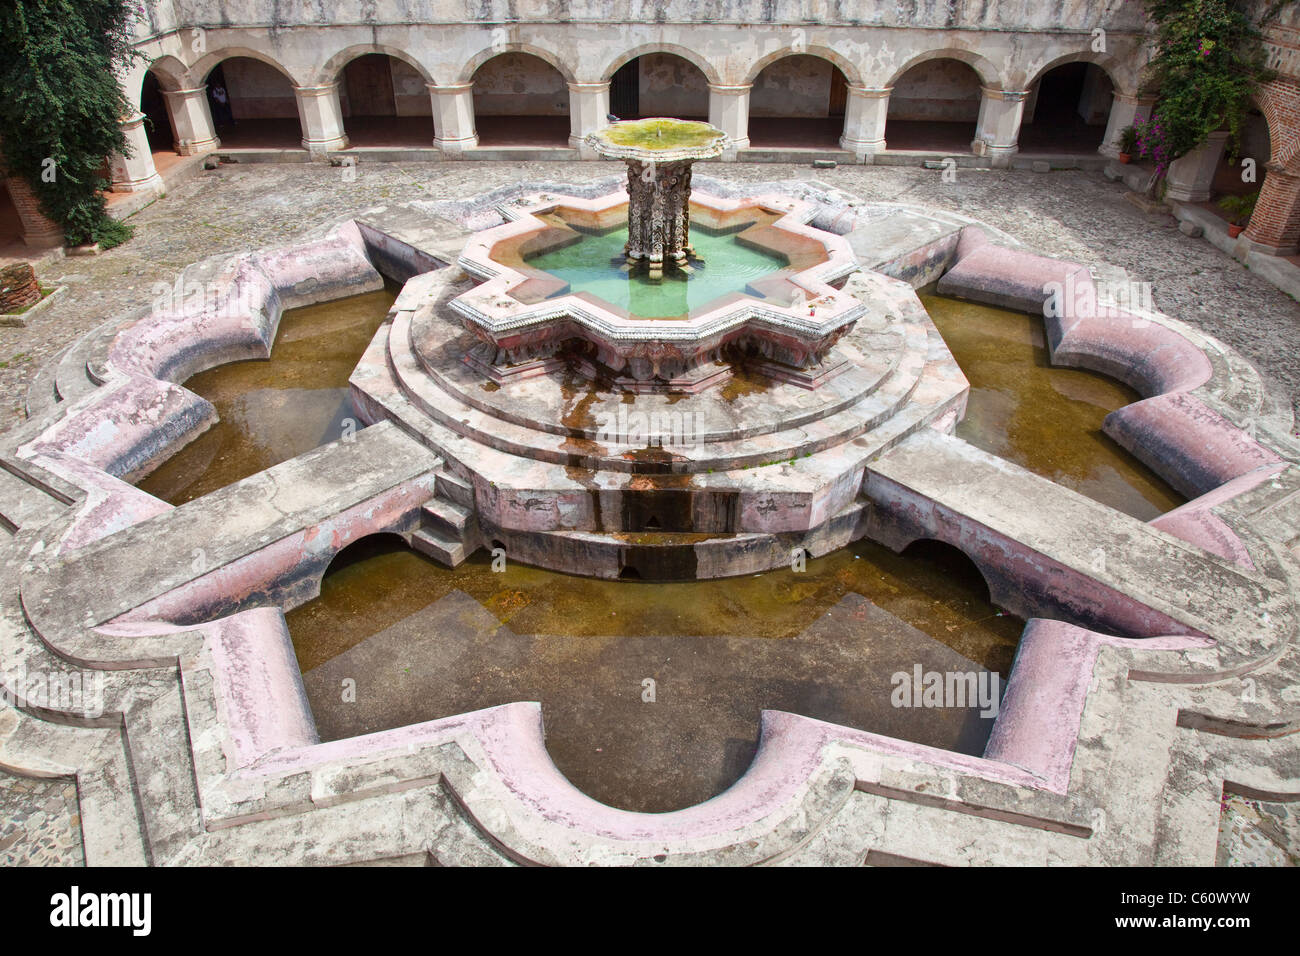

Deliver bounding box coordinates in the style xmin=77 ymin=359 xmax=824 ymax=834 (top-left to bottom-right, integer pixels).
xmin=599 ymin=118 xmax=724 ymax=151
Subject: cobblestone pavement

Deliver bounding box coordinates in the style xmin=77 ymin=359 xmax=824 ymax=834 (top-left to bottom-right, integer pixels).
xmin=0 ymin=160 xmax=1296 ymax=432
xmin=0 ymin=772 xmax=83 ymax=866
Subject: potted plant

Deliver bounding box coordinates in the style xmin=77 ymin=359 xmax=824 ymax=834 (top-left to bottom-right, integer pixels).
xmin=1218 ymin=190 xmax=1258 ymax=238
xmin=1118 ymin=125 xmax=1138 ymax=163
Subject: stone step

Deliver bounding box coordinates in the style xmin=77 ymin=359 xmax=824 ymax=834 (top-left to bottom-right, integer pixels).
xmin=434 ymin=470 xmax=474 ymax=509
xmin=26 ymin=341 xmax=74 ymax=417
xmin=411 ymin=527 xmax=468 ymax=568
xmin=421 ymin=497 xmax=472 ymax=538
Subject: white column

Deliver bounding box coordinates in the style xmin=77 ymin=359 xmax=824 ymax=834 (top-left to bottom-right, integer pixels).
xmin=840 ymin=86 xmax=891 ymax=158
xmin=108 ymin=112 xmax=164 ymax=194
xmin=708 ymin=83 xmax=751 ymax=158
xmin=295 ymin=83 xmax=349 ymax=156
xmin=1165 ymin=130 xmax=1230 ymax=203
xmin=568 ymin=82 xmax=611 ymax=156
xmin=429 ymin=83 xmax=478 ymax=153
xmin=160 ymin=86 xmax=220 ymax=155
xmin=1099 ymin=92 xmax=1156 ymax=158
xmin=972 ymin=88 xmax=1028 ymax=168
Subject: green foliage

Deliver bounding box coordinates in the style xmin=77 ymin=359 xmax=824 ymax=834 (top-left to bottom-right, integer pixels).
xmin=1118 ymin=125 xmax=1139 ymax=153
xmin=1140 ymin=0 xmax=1278 ymax=173
xmin=1218 ymin=189 xmax=1259 ymax=225
xmin=0 ymin=0 xmax=143 ymax=246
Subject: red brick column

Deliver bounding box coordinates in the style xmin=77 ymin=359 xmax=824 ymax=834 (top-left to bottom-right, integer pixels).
xmin=3 ymin=175 xmax=63 ymax=249
xmin=1246 ymin=75 xmax=1300 ymax=255
xmin=1244 ymin=166 xmax=1300 ymax=254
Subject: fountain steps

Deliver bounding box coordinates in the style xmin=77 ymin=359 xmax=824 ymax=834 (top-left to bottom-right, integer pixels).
xmin=409 ymin=294 xmax=915 ymax=445
xmin=354 ymin=311 xmax=967 ymax=568
xmin=385 ymin=307 xmax=933 ymax=475
xmin=25 ymin=339 xmax=74 ymax=417
xmin=412 ymin=496 xmax=483 ymax=568
xmin=53 ymin=315 xmax=128 ymax=407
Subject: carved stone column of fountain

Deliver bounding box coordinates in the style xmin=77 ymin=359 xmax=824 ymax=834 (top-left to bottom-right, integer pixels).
xmin=586 ymin=118 xmax=727 ymax=279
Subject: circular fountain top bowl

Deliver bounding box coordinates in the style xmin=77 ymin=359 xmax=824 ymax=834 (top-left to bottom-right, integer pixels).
xmin=586 ymin=118 xmax=728 ymax=162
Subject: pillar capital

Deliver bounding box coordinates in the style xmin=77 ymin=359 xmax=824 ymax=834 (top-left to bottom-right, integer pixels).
xmin=846 ymin=86 xmax=892 ymax=99
xmin=568 ymin=81 xmax=610 ymax=94
xmin=161 ymin=86 xmax=208 ymax=101
xmin=981 ymin=88 xmax=1030 ymax=102
xmin=427 ymin=82 xmax=474 ymax=95
xmin=707 ymin=83 xmax=752 ymax=96
xmin=1112 ymin=90 xmax=1158 ymax=107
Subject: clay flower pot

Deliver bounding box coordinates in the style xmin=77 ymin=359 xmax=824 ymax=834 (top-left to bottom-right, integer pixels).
xmin=1227 ymin=223 xmax=1245 ymax=238
xmin=1118 ymin=152 xmax=1132 ymax=164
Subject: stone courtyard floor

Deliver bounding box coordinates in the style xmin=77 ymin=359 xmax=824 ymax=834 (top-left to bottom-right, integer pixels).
xmin=0 ymin=159 xmax=1296 ymax=865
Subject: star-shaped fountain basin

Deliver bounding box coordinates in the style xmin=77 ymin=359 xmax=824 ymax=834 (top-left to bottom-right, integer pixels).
xmin=449 ymin=189 xmax=866 ymax=387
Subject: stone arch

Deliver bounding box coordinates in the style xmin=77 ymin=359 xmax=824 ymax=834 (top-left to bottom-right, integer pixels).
xmin=194 ymin=50 xmax=304 ymax=149
xmin=885 ymin=49 xmax=1001 ymax=91
xmin=602 ymin=43 xmax=719 ymax=86
xmin=1024 ymin=51 xmax=1123 ymax=95
xmin=318 ymin=44 xmax=437 ymax=88
xmin=467 ymin=49 xmax=573 ymax=147
xmin=191 ymin=47 xmax=304 ymax=88
xmin=322 ymin=48 xmax=439 ymax=145
xmin=885 ymin=54 xmax=986 ymax=151
xmin=743 ymin=46 xmax=864 ymax=88
xmin=898 ymin=538 xmax=998 ymax=607
xmin=1019 ymin=53 xmax=1119 ymax=153
xmin=144 ymin=54 xmax=189 ymax=93
xmin=458 ymin=44 xmax=576 ymax=86
xmin=605 ymin=49 xmax=711 ymax=120
xmin=745 ymin=53 xmax=857 ymax=149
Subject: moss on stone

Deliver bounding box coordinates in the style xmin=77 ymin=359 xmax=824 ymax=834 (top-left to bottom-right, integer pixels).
xmin=599 ymin=118 xmax=723 ymax=151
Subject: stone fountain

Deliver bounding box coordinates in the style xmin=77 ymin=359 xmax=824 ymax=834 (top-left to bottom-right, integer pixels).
xmin=586 ymin=118 xmax=727 ymax=278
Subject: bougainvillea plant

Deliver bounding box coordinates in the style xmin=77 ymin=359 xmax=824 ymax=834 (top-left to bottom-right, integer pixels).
xmin=0 ymin=0 xmax=144 ymax=248
xmin=1136 ymin=0 xmax=1283 ymax=193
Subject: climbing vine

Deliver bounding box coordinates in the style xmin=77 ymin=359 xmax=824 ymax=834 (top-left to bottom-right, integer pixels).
xmin=1133 ymin=0 xmax=1289 ymax=187
xmin=0 ymin=0 xmax=144 ymax=248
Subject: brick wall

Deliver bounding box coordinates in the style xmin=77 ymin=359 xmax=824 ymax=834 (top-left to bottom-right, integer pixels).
xmin=1247 ymin=18 xmax=1300 ymax=251
xmin=2 ymin=175 xmax=64 ymax=249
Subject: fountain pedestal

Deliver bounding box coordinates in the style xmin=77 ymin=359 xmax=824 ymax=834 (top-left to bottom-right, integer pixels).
xmin=586 ymin=119 xmax=728 ymax=279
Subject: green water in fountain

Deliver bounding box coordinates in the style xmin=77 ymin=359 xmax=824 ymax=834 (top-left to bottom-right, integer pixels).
xmin=525 ymin=222 xmax=788 ymax=319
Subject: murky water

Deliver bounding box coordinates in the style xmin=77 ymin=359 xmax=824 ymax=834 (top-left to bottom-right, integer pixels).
xmin=921 ymin=293 xmax=1184 ymax=520
xmin=137 ymin=288 xmax=397 ymax=504
xmin=290 ymin=535 xmax=1018 ymax=812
